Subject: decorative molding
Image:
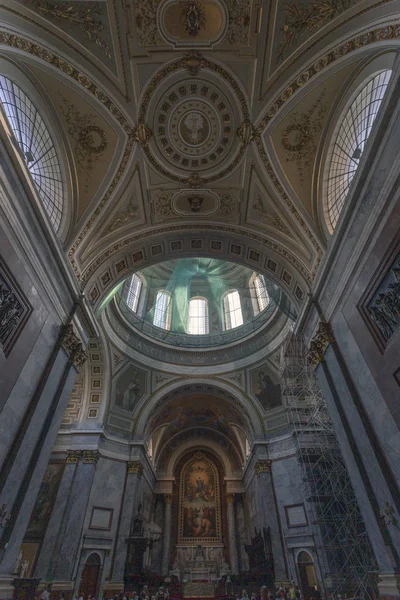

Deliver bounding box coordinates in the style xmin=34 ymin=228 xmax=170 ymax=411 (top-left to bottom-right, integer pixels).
xmin=107 ymin=201 xmax=138 ymax=234
xmin=80 ymin=223 xmax=312 ymax=287
xmin=252 ymin=197 xmax=291 ymax=235
xmin=127 ymin=460 xmax=144 ymax=476
xmin=307 ymin=321 xmax=335 ymax=368
xmin=24 ymin=0 xmax=112 ymax=59
xmin=255 ymin=136 xmax=323 ymax=276
xmin=366 ymin=251 xmax=400 ymax=344
xmin=278 ymin=0 xmax=354 ymax=61
xmin=59 ymin=94 xmax=108 ymax=192
xmin=0 ymin=260 xmax=32 ymax=357
xmin=225 ymin=493 xmax=234 ymax=504
xmin=164 ymin=493 xmax=173 ymax=504
xmin=254 ymin=459 xmax=272 ymax=476
xmin=134 ymin=0 xmax=163 ymax=46
xmin=280 ymin=90 xmax=328 ymax=186
xmin=66 ymin=450 xmax=82 ymax=464
xmin=225 ymin=0 xmax=251 ymax=45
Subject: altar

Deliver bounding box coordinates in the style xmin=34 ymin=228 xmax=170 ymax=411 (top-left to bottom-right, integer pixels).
xmin=170 ymin=545 xmax=229 ymax=583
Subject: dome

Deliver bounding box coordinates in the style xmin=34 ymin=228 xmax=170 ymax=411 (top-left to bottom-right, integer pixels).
xmin=114 ymin=257 xmax=295 ymax=350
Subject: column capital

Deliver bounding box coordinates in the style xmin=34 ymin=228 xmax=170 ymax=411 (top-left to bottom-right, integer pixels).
xmin=307 ymin=321 xmax=334 ymax=368
xmin=164 ymin=494 xmax=173 ymax=504
xmin=225 ymin=493 xmax=235 ymax=504
xmin=255 ymin=459 xmax=272 ymax=476
xmin=127 ymin=460 xmax=143 ymax=476
xmin=66 ymin=450 xmax=82 ymax=464
xmin=61 ymin=324 xmax=88 ymax=370
xmin=82 ymin=450 xmax=100 ymax=464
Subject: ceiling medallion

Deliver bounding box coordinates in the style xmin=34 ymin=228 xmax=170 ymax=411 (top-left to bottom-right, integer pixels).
xmin=182 ymin=2 xmax=207 ymax=36
xmin=139 ymin=53 xmax=250 ymax=186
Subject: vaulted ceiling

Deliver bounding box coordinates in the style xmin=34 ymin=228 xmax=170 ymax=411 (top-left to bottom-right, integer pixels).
xmin=1 ymin=0 xmax=400 ymax=317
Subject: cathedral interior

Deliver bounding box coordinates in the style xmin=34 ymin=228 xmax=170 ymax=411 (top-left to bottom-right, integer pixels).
xmin=0 ymin=1 xmax=400 ymax=599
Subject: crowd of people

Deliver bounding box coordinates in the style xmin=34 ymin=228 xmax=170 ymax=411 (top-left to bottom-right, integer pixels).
xmin=39 ymin=582 xmax=324 ymax=600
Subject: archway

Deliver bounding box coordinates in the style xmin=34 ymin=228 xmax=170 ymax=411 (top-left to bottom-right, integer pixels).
xmin=297 ymin=551 xmax=319 ymax=600
xmin=79 ymin=553 xmax=101 ymax=599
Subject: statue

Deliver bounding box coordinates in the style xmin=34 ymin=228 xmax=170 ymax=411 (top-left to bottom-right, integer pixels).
xmin=20 ymin=559 xmax=29 ymax=578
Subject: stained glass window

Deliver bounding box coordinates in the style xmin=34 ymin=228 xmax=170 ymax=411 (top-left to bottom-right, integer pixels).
xmin=254 ymin=274 xmax=269 ymax=313
xmin=188 ymin=297 xmax=209 ymax=335
xmin=224 ymin=290 xmax=243 ymax=330
xmin=153 ymin=290 xmax=172 ymax=330
xmin=0 ymin=75 xmax=64 ymax=231
xmin=126 ymin=274 xmax=142 ymax=314
xmin=326 ymin=70 xmax=391 ymax=231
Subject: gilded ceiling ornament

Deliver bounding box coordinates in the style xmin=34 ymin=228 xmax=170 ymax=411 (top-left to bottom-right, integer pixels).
xmin=278 ymin=0 xmax=353 ymax=60
xmin=134 ymin=0 xmax=163 ymax=46
xmin=217 ymin=193 xmax=236 ymax=217
xmin=58 ymin=95 xmax=108 ymax=192
xmin=237 ymin=120 xmax=259 ymax=145
xmin=107 ymin=202 xmax=138 ymax=233
xmin=181 ymin=51 xmax=208 ymax=75
xmin=281 ymin=89 xmax=328 ymax=186
xmin=186 ymin=174 xmax=204 ymax=188
xmin=134 ymin=123 xmax=153 ymax=146
xmin=252 ymin=197 xmax=291 ymax=235
xmin=226 ymin=0 xmax=251 ymax=44
xmin=188 ymin=196 xmax=204 ymax=212
xmin=181 ymin=2 xmax=207 ymax=36
xmin=24 ymin=0 xmax=112 ymax=59
xmin=155 ymin=193 xmax=174 ymax=217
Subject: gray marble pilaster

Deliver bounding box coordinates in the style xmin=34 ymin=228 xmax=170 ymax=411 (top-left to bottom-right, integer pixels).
xmin=254 ymin=460 xmax=288 ymax=582
xmin=35 ymin=451 xmax=81 ymax=580
xmin=0 ymin=363 xmax=77 ymax=576
xmin=226 ymin=494 xmax=239 ymax=575
xmin=111 ymin=460 xmax=144 ymax=583
xmin=161 ymin=494 xmax=173 ymax=576
xmin=51 ymin=451 xmax=99 ymax=582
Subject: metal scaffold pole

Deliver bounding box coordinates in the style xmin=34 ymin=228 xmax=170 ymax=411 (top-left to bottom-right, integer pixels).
xmin=280 ymin=333 xmax=379 ymax=600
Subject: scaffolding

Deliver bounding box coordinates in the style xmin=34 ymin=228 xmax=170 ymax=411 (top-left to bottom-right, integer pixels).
xmin=280 ymin=333 xmax=378 ymax=600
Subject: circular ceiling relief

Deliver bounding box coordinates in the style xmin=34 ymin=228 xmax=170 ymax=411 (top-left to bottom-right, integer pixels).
xmin=139 ymin=58 xmax=249 ymax=184
xmin=155 ymin=80 xmax=235 ymax=173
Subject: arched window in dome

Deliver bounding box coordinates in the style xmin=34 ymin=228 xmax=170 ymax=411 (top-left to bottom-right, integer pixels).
xmin=188 ymin=297 xmax=209 ymax=335
xmin=326 ymin=69 xmax=391 ymax=231
xmin=253 ymin=274 xmax=269 ymax=314
xmin=125 ymin=273 xmax=143 ymax=314
xmin=153 ymin=290 xmax=172 ymax=331
xmin=0 ymin=75 xmax=64 ymax=231
xmin=223 ymin=290 xmax=243 ymax=330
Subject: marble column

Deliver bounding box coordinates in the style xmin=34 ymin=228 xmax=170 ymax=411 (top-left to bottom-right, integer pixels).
xmin=110 ymin=460 xmax=144 ymax=585
xmin=225 ymin=494 xmax=239 ymax=576
xmin=254 ymin=459 xmax=288 ymax=583
xmin=51 ymin=451 xmax=99 ymax=583
xmin=36 ymin=451 xmax=82 ymax=581
xmin=161 ymin=494 xmax=173 ymax=576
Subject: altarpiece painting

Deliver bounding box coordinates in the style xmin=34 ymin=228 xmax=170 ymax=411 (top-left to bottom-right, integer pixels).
xmin=178 ymin=452 xmax=221 ymax=545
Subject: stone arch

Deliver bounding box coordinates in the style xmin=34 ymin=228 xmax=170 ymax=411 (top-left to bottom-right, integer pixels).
xmin=134 ymin=379 xmax=264 ymax=439
xmin=163 ymin=440 xmax=235 ymax=477
xmin=85 ymin=229 xmax=310 ymax=314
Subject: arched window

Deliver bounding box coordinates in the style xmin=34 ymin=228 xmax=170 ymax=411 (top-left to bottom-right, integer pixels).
xmin=253 ymin=274 xmax=269 ymax=313
xmin=223 ymin=290 xmax=243 ymax=330
xmin=326 ymin=69 xmax=391 ymax=231
xmin=126 ymin=273 xmax=142 ymax=314
xmin=188 ymin=297 xmax=209 ymax=335
xmin=153 ymin=290 xmax=172 ymax=330
xmin=0 ymin=75 xmax=64 ymax=231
